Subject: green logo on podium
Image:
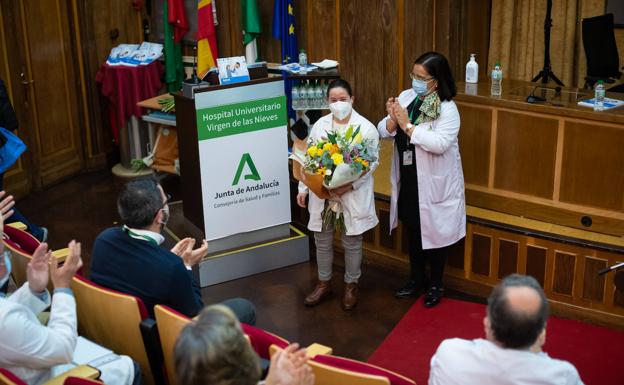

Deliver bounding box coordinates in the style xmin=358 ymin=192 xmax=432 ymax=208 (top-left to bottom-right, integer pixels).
xmin=232 ymin=153 xmax=261 ymax=185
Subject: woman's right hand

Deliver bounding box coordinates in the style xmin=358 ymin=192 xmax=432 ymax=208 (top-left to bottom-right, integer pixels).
xmin=385 ymin=97 xmax=397 ymax=121
xmin=296 ymin=193 xmax=307 ymax=208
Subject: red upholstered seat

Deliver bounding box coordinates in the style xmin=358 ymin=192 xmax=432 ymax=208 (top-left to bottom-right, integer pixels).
xmin=241 ymin=323 xmax=289 ymax=359
xmin=0 ymin=368 xmax=27 ymax=385
xmin=312 ymin=355 xmax=416 ymax=385
xmin=63 ymin=376 xmax=104 ymax=385
xmin=3 ymin=225 xmax=39 ymax=255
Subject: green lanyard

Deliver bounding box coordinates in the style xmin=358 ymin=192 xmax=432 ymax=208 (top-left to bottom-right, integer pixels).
xmin=123 ymin=226 xmax=159 ymax=246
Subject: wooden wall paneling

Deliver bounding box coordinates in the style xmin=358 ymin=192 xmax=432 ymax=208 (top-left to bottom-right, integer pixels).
xmin=76 ymin=0 xmax=143 ymax=164
xmin=498 ymin=238 xmax=519 ymax=279
xmin=304 ymin=0 xmax=337 ymax=63
xmin=0 ymin=2 xmax=31 ymax=198
xmin=494 ymin=110 xmax=559 ymax=199
xmin=471 ymin=232 xmax=491 ymax=277
xmin=457 ymin=0 xmax=491 ymax=82
xmin=456 ymin=103 xmax=492 ymax=186
xmin=403 ymin=0 xmax=434 ymax=92
xmin=613 ymin=259 xmax=624 ymax=308
xmin=559 ymin=121 xmax=624 ymax=212
xmin=434 ymin=0 xmax=462 ymax=79
xmin=553 ymin=250 xmax=576 ymax=296
xmin=338 ymin=0 xmax=357 ymax=90
xmin=378 ymin=208 xmax=395 ymax=250
xmin=19 ymin=0 xmax=83 ymax=187
xmin=583 ymin=257 xmax=607 ymax=302
xmin=465 ymin=189 xmax=624 ymax=236
xmin=526 ymin=244 xmax=547 ymax=286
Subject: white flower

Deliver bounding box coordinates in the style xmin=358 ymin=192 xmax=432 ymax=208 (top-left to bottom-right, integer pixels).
xmin=325 ymin=169 xmax=332 ymax=176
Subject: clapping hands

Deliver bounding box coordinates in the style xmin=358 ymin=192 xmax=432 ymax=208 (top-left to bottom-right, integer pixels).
xmin=171 ymin=237 xmax=209 ymax=267
xmin=265 ymin=344 xmax=315 ymax=385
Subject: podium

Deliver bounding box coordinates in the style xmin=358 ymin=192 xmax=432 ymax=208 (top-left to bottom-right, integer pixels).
xmin=174 ymin=77 xmax=309 ymax=287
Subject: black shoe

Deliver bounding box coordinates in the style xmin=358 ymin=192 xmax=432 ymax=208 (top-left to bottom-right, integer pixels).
xmin=395 ymin=281 xmax=422 ymax=299
xmin=424 ymin=286 xmax=444 ymax=307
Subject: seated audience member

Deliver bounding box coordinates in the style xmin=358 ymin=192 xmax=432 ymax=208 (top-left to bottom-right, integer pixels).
xmin=90 ymin=178 xmax=256 ymax=324
xmin=174 ymin=305 xmax=314 ymax=385
xmin=429 ymin=274 xmax=583 ymax=385
xmin=0 ymin=219 xmax=137 ymax=385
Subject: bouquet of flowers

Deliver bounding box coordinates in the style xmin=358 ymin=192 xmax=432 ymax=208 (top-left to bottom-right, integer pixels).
xmin=290 ymin=124 xmax=378 ymax=230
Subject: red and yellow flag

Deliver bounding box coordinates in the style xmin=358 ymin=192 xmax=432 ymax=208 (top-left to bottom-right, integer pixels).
xmin=197 ymin=0 xmax=218 ymax=78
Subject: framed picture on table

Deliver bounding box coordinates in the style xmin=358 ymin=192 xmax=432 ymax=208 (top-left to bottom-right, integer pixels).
xmin=217 ymin=56 xmax=250 ymax=85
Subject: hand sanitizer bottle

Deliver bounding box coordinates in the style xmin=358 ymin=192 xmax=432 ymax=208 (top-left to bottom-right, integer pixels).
xmin=465 ymin=53 xmax=478 ymax=83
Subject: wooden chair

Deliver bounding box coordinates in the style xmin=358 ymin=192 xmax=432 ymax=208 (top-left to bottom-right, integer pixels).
xmin=3 ymin=222 xmax=68 ymax=292
xmin=269 ymin=346 xmax=416 ymax=385
xmin=153 ymin=305 xmax=192 ymax=385
xmin=0 ymin=366 xmax=100 ymax=385
xmin=71 ymin=275 xmax=164 ymax=385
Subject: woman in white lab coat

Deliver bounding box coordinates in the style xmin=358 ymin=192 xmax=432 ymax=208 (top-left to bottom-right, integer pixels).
xmin=377 ymin=52 xmax=465 ymax=307
xmin=297 ymin=79 xmax=379 ymax=311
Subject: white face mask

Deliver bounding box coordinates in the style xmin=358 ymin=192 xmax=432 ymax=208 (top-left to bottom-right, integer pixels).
xmin=329 ymin=101 xmax=352 ymax=121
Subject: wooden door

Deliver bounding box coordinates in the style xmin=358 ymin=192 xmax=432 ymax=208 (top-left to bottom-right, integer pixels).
xmin=0 ymin=0 xmax=84 ymax=194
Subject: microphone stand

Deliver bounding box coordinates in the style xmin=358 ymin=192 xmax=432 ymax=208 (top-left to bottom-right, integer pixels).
xmin=531 ymin=0 xmax=564 ymax=86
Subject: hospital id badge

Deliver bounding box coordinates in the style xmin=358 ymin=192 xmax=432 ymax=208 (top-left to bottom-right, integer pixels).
xmin=402 ymin=150 xmax=413 ymax=166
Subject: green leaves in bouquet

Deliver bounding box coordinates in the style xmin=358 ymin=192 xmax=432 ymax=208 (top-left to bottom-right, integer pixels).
xmin=327 ymin=132 xmax=337 ymax=144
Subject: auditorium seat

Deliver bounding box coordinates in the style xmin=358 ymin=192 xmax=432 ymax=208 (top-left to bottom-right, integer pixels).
xmin=0 ymin=366 xmax=101 ymax=385
xmin=3 ymin=222 xmax=68 ymax=292
xmin=71 ymin=275 xmax=164 ymax=385
xmin=270 ymin=346 xmax=416 ymax=385
xmin=153 ymin=305 xmax=192 ymax=385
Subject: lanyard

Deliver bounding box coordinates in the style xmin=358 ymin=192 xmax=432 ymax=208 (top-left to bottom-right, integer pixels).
xmin=123 ymin=226 xmax=159 ymax=246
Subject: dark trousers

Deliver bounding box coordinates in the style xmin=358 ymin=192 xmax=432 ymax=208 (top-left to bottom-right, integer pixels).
xmin=404 ymin=222 xmax=450 ymax=289
xmin=221 ymin=297 xmax=257 ymax=326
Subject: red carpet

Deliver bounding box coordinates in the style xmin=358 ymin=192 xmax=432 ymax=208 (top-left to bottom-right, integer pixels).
xmin=368 ymin=297 xmax=624 ymax=385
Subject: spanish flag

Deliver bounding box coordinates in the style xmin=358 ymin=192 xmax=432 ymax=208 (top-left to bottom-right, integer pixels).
xmin=198 ymin=0 xmax=218 ymax=79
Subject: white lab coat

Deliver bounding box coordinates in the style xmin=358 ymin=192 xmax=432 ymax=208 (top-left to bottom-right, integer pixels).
xmin=377 ymin=88 xmax=466 ymax=249
xmin=299 ymin=109 xmax=380 ymax=236
xmin=0 ymin=283 xmax=134 ymax=385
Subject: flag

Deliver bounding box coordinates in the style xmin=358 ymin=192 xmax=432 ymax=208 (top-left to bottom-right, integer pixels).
xmin=272 ymin=0 xmax=298 ymax=64
xmin=242 ymin=0 xmax=261 ymax=63
xmin=163 ymin=0 xmax=185 ymax=92
xmin=198 ymin=0 xmax=218 ymax=79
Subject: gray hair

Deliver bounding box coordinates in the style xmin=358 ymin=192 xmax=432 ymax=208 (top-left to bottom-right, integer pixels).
xmin=487 ymin=274 xmax=549 ymax=349
xmin=117 ymin=178 xmax=163 ymax=229
xmin=174 ymin=305 xmax=261 ymax=385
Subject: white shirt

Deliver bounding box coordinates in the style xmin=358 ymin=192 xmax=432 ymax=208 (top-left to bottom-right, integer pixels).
xmin=429 ymin=338 xmax=584 ymax=385
xmin=0 ymin=283 xmax=134 ymax=385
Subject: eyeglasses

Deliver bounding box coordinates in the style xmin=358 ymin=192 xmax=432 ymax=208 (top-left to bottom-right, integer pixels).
xmin=163 ymin=193 xmax=172 ymax=207
xmin=409 ymin=73 xmax=434 ymax=82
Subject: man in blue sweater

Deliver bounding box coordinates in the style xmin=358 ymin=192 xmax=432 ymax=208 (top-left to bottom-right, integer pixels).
xmin=90 ymin=178 xmax=256 ymax=324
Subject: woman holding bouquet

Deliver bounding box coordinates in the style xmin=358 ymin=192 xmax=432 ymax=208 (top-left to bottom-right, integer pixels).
xmin=296 ymin=79 xmax=379 ymax=310
xmin=377 ymin=52 xmax=465 ymax=308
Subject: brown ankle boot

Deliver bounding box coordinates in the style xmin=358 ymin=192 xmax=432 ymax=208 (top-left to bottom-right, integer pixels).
xmin=342 ymin=282 xmax=358 ymax=310
xmin=304 ymin=280 xmax=332 ymax=306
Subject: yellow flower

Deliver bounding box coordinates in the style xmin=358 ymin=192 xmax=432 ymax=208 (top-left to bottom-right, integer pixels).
xmin=331 ymin=153 xmax=344 ymax=165
xmin=361 ymin=160 xmax=369 ymax=168
xmin=354 ymin=133 xmax=363 ymax=144
xmin=330 ymin=144 xmax=340 ymax=155
xmin=307 ymin=146 xmax=318 ymax=157
xmin=322 ymin=143 xmax=332 ymax=152
xmin=316 ymin=167 xmax=326 ymax=175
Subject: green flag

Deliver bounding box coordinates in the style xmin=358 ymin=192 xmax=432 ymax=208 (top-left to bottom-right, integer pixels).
xmin=163 ymin=0 xmax=185 ymax=92
xmin=242 ymin=0 xmax=261 ymax=45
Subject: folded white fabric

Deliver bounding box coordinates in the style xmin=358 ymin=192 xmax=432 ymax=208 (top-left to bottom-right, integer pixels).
xmin=311 ymin=59 xmax=339 ymax=69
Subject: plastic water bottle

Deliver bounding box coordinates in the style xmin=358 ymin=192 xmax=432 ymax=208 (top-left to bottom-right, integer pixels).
xmin=594 ymin=80 xmax=605 ymax=111
xmin=291 ymin=82 xmax=300 ymax=110
xmin=491 ymin=62 xmax=502 ymax=96
xmin=465 ymin=53 xmax=478 ymax=83
xmin=299 ymin=80 xmax=309 ymax=109
xmin=298 ymin=49 xmax=307 ymax=74
xmin=314 ymin=81 xmax=324 ymax=109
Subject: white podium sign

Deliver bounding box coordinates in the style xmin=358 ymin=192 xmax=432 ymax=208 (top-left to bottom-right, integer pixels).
xmin=194 ymin=80 xmax=291 ymax=241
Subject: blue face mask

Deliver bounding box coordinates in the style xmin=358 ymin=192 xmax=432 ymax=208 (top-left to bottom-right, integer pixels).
xmin=0 ymin=251 xmax=11 ymax=289
xmin=412 ymin=78 xmax=431 ymax=96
